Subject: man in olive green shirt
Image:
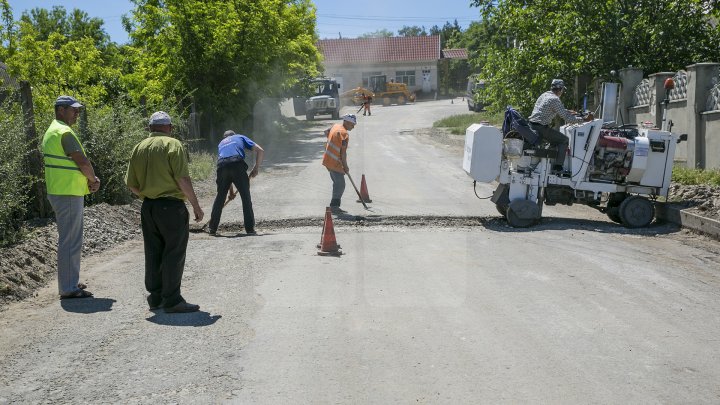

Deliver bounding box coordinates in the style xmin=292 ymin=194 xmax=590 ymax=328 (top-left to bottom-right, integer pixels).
xmin=125 ymin=111 xmax=203 ymax=313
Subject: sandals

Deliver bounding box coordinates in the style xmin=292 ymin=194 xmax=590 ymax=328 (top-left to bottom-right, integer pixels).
xmin=60 ymin=289 xmax=94 ymax=299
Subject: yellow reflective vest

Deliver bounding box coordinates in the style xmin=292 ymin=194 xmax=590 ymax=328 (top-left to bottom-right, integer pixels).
xmin=42 ymin=119 xmax=89 ymax=196
xmin=322 ymin=123 xmax=348 ymax=173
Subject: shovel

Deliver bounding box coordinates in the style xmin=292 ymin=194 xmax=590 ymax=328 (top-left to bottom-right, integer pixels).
xmin=346 ymin=172 xmax=369 ymax=210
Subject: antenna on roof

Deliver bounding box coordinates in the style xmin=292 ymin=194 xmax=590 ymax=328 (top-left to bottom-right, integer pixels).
xmin=339 ymin=32 xmax=342 ymax=39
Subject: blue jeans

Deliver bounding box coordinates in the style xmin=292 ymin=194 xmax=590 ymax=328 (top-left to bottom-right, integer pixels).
xmin=328 ymin=169 xmax=345 ymax=204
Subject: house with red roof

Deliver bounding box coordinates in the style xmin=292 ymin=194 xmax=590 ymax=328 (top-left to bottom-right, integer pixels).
xmin=317 ymin=36 xmax=445 ymax=95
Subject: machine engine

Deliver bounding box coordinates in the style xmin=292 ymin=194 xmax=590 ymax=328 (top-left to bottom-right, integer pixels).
xmin=589 ymin=127 xmax=639 ymax=183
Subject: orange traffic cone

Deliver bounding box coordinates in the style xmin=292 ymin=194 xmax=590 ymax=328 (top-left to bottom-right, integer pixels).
xmin=356 ymin=174 xmax=372 ymax=203
xmin=317 ymin=207 xmax=327 ymax=249
xmin=317 ymin=207 xmax=342 ymax=256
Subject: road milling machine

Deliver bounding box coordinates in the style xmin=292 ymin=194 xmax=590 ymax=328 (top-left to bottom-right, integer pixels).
xmin=463 ymin=80 xmax=687 ymax=228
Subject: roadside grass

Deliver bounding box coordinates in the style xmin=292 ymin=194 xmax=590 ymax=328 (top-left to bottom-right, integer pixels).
xmin=189 ymin=151 xmax=216 ymax=181
xmin=433 ymin=111 xmax=504 ymax=135
xmin=672 ymin=166 xmax=720 ymax=186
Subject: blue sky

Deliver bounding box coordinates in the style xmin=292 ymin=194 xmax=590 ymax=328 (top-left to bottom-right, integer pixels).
xmin=7 ymin=0 xmax=481 ymax=44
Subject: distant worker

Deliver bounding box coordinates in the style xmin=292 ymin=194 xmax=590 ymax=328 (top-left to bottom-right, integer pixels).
xmin=322 ymin=114 xmax=357 ymax=213
xmin=125 ymin=111 xmax=204 ymax=313
xmin=207 ymin=130 xmax=264 ymax=236
xmin=42 ymin=95 xmax=100 ymax=299
xmin=362 ymin=93 xmax=372 ymax=116
xmin=528 ymin=79 xmax=592 ymax=172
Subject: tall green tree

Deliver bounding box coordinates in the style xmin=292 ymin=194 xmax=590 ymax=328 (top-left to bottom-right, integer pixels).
xmin=123 ymin=0 xmax=321 ymax=132
xmin=359 ymin=29 xmax=394 ymax=38
xmin=430 ymin=20 xmax=463 ymax=49
xmin=397 ymin=25 xmax=427 ymax=37
xmin=469 ymin=0 xmax=720 ymax=113
xmin=19 ymin=6 xmax=110 ymax=49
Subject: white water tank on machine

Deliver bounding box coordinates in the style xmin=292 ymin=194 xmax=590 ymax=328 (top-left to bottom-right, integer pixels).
xmin=463 ymin=124 xmax=503 ymax=183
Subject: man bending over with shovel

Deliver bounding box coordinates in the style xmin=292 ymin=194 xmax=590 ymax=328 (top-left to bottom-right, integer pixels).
xmin=322 ymin=114 xmax=357 ymax=214
xmin=207 ymin=130 xmax=264 ymax=236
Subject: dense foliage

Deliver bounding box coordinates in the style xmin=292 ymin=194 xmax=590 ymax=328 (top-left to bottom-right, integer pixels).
xmin=467 ymin=0 xmax=720 ymax=114
xmin=0 ymin=0 xmax=322 ymax=244
xmin=122 ymin=0 xmax=321 ymax=132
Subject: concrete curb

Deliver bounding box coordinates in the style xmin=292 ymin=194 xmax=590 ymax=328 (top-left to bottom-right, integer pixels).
xmin=656 ymin=203 xmax=720 ymax=241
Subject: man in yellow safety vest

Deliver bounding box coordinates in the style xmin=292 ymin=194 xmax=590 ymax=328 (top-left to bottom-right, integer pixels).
xmin=42 ymin=95 xmax=100 ymax=299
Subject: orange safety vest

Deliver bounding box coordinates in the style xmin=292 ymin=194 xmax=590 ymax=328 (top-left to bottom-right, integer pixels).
xmin=322 ymin=123 xmax=348 ymax=173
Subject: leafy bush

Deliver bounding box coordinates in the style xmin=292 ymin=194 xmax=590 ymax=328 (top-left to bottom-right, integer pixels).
xmin=672 ymin=166 xmax=720 ymax=186
xmin=188 ymin=151 xmax=216 ymax=181
xmin=0 ymin=102 xmax=31 ymax=245
xmin=83 ymin=100 xmax=151 ymax=205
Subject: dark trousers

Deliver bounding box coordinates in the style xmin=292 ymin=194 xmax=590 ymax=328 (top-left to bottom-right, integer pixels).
xmin=141 ymin=198 xmax=189 ymax=308
xmin=530 ymin=122 xmax=569 ymax=164
xmin=209 ymin=160 xmax=255 ymax=233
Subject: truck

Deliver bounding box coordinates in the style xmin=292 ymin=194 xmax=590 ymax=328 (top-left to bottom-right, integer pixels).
xmin=466 ymin=74 xmax=486 ymax=112
xmin=369 ymin=75 xmax=416 ymax=106
xmin=293 ymin=78 xmax=341 ymax=121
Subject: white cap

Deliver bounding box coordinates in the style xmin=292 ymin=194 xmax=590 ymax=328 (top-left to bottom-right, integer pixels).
xmin=342 ymin=114 xmax=357 ymax=125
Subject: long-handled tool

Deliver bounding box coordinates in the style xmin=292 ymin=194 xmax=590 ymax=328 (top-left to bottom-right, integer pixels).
xmin=346 ymin=172 xmax=368 ymax=210
xmin=356 ymin=102 xmax=366 ymax=114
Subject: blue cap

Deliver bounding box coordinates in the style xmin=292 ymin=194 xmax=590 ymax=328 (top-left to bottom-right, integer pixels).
xmin=55 ymin=95 xmax=83 ymax=108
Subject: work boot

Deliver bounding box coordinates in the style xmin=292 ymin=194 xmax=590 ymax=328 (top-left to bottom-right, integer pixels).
xmin=363 ymin=112 xmax=366 ymax=116
xmin=330 ymin=198 xmax=345 ymax=213
xmin=164 ymin=301 xmax=200 ymax=313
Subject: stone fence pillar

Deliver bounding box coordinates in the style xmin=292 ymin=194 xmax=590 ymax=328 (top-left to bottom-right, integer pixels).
xmin=686 ymin=63 xmax=720 ymax=169
xmin=648 ymin=72 xmax=675 ymax=128
xmin=618 ymin=67 xmax=643 ymax=124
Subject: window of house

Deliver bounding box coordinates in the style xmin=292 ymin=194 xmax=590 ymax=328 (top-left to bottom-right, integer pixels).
xmin=362 ymin=71 xmax=382 ymax=88
xmin=395 ymin=70 xmax=416 ymax=86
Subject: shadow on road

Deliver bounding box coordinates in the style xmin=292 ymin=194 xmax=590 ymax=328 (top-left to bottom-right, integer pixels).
xmin=483 ymin=216 xmax=682 ymax=236
xmin=60 ymin=297 xmax=116 ymax=313
xmin=146 ymin=311 xmax=222 ymax=327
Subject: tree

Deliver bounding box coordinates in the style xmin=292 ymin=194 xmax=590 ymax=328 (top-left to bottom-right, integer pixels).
xmin=19 ymin=6 xmax=110 ymax=49
xmin=468 ymin=0 xmax=720 ymax=114
xmin=397 ymin=25 xmax=427 ymax=37
xmin=430 ymin=20 xmax=462 ymax=49
xmin=123 ymin=0 xmax=322 ymax=133
xmin=359 ymin=29 xmax=393 ymax=38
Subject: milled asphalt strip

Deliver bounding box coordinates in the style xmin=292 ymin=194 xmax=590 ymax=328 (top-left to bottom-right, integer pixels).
xmin=656 ymin=203 xmax=720 ymax=241
xmin=192 ymin=214 xmax=683 ymax=237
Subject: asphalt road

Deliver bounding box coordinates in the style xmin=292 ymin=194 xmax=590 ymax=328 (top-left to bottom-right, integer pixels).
xmin=1 ymin=99 xmax=720 ymax=404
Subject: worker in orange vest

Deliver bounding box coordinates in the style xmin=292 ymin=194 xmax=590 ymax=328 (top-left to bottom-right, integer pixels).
xmin=363 ymin=94 xmax=372 ymax=116
xmin=322 ymin=114 xmax=357 ymax=213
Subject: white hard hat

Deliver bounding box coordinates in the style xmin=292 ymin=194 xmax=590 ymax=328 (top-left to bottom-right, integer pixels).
xmin=342 ymin=114 xmax=357 ymax=125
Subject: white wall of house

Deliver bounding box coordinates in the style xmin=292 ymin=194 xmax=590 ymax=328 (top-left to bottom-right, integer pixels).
xmin=324 ymin=61 xmax=439 ymax=94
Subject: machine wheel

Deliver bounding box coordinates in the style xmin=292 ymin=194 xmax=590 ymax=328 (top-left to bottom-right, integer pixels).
xmin=331 ymin=110 xmax=339 ymax=120
xmin=397 ymin=95 xmax=406 ymax=105
xmin=305 ymin=112 xmax=314 ymax=121
xmin=506 ymin=200 xmax=540 ymax=228
xmin=606 ymin=208 xmax=622 ymax=223
xmin=382 ymin=97 xmax=391 ymax=106
xmin=606 ymin=192 xmax=626 ymax=223
xmin=618 ymin=196 xmax=655 ymax=228
xmin=495 ymin=203 xmax=508 ymax=217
